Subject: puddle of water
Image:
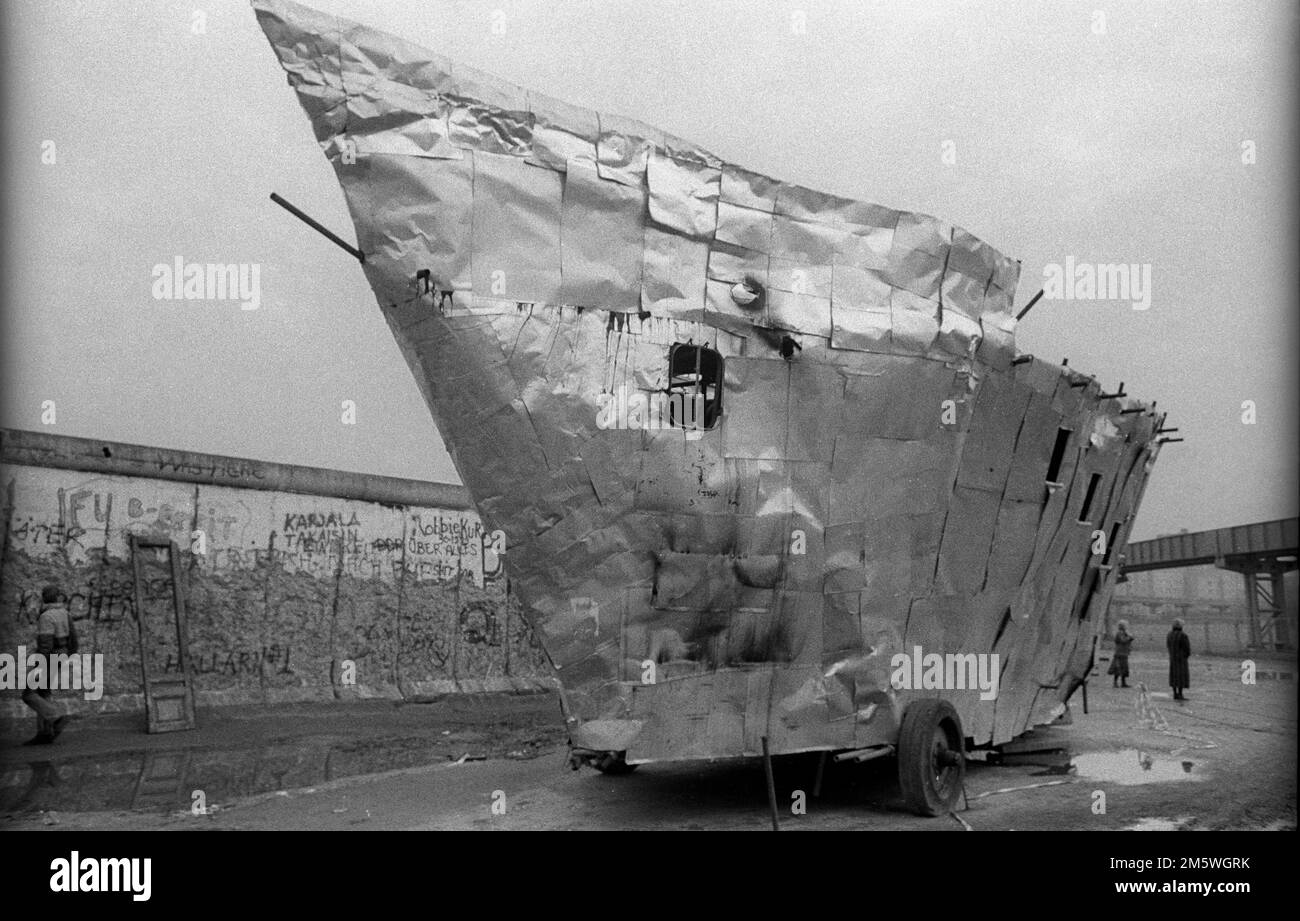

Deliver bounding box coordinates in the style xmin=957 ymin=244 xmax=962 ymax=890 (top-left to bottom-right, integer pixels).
xmin=1071 ymin=749 xmax=1205 ymax=785
xmin=0 ymin=736 xmax=451 ymax=816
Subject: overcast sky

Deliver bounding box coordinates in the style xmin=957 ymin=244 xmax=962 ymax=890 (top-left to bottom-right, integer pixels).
xmin=2 ymin=0 xmax=1295 ymax=540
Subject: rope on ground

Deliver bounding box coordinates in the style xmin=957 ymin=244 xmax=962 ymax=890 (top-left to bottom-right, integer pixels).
xmin=1134 ymin=682 xmax=1219 ymax=748
xmin=1134 ymin=683 xmax=1168 ymax=730
xmin=1165 ymin=707 xmax=1281 ymax=737
xmin=970 ymin=779 xmax=1073 ymax=800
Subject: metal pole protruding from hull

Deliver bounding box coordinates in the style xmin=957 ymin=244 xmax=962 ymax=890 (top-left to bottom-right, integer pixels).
xmin=270 ymin=192 xmax=366 ymax=263
xmin=1015 ymin=288 xmax=1045 ymax=321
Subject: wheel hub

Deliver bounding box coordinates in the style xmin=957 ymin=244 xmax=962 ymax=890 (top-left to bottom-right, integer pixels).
xmin=930 ymin=727 xmax=962 ymax=798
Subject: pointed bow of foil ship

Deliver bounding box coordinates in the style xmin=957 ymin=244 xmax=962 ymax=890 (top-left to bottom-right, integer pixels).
xmin=254 ymin=0 xmax=1162 ymax=767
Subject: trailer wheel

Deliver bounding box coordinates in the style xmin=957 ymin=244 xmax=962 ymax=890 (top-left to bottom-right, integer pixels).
xmin=593 ymin=751 xmax=637 ymax=775
xmin=897 ymin=699 xmax=965 ymax=816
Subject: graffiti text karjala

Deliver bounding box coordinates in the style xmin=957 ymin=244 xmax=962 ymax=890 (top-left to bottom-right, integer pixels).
xmin=283 ymin=511 xmax=361 ymax=531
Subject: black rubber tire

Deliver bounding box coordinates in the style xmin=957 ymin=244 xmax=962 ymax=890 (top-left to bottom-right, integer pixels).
xmin=897 ymin=699 xmax=966 ymax=816
xmin=593 ymin=751 xmax=638 ymax=775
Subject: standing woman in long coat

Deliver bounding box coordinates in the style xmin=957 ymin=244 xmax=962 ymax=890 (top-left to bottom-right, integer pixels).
xmin=1166 ymin=618 xmax=1191 ymax=700
xmin=1109 ymin=621 xmax=1133 ymax=688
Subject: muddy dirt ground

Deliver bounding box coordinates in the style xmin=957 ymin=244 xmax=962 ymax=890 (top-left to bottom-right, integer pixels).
xmin=2 ymin=652 xmax=1294 ymax=831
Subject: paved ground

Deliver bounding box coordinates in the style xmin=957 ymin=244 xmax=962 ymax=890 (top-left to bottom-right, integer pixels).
xmin=3 ymin=652 xmax=1294 ymax=831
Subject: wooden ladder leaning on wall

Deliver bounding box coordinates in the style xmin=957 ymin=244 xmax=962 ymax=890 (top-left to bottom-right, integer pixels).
xmin=129 ymin=534 xmax=197 ymax=733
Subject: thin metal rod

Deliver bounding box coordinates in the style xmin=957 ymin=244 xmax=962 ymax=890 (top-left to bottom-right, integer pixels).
xmin=761 ymin=736 xmax=780 ymax=831
xmin=1158 ymin=437 xmax=1185 ymax=444
xmin=270 ymin=192 xmax=365 ymax=263
xmin=812 ymin=750 xmax=827 ymax=798
xmin=1011 ymin=354 xmax=1034 ymax=365
xmin=1156 ymin=427 xmax=1179 ymax=434
xmin=1015 ymin=288 xmax=1044 ymax=321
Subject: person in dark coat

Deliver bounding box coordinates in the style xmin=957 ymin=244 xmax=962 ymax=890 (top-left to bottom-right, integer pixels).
xmin=1108 ymin=621 xmax=1133 ymax=687
xmin=1166 ymin=618 xmax=1191 ymax=700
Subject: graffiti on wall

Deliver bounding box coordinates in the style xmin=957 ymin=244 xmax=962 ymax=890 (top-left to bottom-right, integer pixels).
xmin=4 ymin=473 xmax=503 ymax=586
xmin=155 ymin=455 xmax=266 ymax=482
xmin=14 ymin=574 xmax=160 ymax=627
xmin=165 ymin=644 xmax=294 ymax=677
xmin=6 ymin=476 xmax=195 ymax=565
xmin=0 ymin=463 xmax=548 ymax=706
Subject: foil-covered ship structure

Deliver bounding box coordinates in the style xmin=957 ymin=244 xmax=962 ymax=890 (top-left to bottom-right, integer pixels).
xmin=255 ymin=0 xmax=1162 ymax=813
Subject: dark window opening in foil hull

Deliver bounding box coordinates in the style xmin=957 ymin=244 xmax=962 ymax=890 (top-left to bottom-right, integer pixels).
xmin=667 ymin=344 xmax=723 ymax=431
xmin=1079 ymin=473 xmax=1102 ymax=523
xmin=1046 ymin=428 xmax=1072 ymax=483
xmin=1101 ymin=521 xmax=1122 ymax=565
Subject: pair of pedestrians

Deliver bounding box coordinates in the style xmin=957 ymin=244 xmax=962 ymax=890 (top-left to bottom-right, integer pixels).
xmin=1106 ymin=618 xmax=1192 ymax=701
